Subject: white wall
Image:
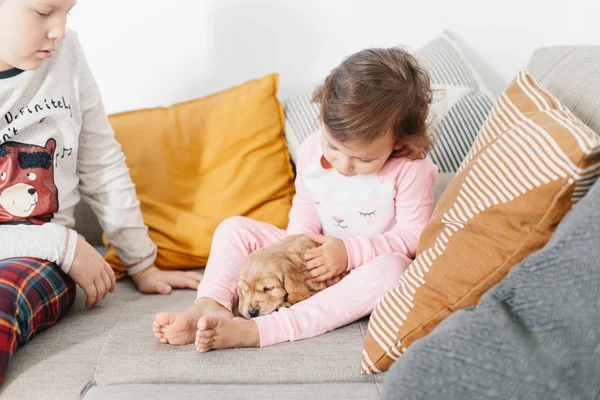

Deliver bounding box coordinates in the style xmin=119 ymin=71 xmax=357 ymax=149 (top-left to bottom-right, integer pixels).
xmin=68 ymin=0 xmax=600 ymax=115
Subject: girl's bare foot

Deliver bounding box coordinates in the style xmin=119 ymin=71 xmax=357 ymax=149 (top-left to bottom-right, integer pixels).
xmin=153 ymin=297 xmax=233 ymax=345
xmin=195 ymin=315 xmax=260 ymax=352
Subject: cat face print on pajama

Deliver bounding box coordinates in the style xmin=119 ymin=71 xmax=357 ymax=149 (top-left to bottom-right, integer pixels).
xmin=303 ymin=163 xmax=396 ymax=237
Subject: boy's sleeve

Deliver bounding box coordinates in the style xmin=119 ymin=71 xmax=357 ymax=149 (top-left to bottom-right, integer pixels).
xmin=285 ymin=133 xmax=323 ymax=236
xmin=73 ymin=34 xmax=157 ymax=275
xmin=0 ymin=223 xmax=78 ymax=273
xmin=341 ymin=158 xmax=438 ymax=270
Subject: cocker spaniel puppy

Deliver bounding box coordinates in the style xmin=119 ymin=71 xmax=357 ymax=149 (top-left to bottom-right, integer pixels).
xmin=236 ymin=234 xmax=346 ymax=319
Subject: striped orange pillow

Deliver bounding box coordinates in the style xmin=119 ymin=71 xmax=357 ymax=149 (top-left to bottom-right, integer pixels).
xmin=361 ymin=70 xmax=600 ymax=374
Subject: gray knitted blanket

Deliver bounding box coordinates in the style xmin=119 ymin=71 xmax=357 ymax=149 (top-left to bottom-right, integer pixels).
xmin=383 ymin=179 xmax=600 ymax=400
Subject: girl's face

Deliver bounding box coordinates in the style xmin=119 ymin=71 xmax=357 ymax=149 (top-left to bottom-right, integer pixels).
xmin=320 ymin=127 xmax=400 ymax=177
xmin=0 ymin=0 xmax=76 ymax=72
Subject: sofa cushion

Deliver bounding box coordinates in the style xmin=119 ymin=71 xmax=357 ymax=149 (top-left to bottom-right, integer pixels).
xmin=91 ymin=292 xmax=380 ymax=385
xmin=2 ymin=282 xmax=383 ymax=400
xmin=361 ymin=69 xmax=600 ymax=374
xmin=84 ymin=383 xmax=383 ymax=400
xmin=103 ymin=74 xmax=295 ymax=278
xmin=526 ymin=46 xmax=600 ymax=134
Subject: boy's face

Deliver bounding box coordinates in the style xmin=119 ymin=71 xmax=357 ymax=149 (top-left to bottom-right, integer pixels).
xmin=0 ymin=0 xmax=77 ymax=72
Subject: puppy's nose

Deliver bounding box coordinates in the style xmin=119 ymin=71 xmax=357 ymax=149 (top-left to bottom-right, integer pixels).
xmin=248 ymin=308 xmax=260 ymax=318
xmin=28 ymin=188 xmax=36 ymax=195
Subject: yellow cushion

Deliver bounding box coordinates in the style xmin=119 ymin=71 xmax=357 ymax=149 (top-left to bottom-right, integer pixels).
xmin=104 ymin=74 xmax=295 ymax=279
xmin=361 ymin=70 xmax=600 ymax=374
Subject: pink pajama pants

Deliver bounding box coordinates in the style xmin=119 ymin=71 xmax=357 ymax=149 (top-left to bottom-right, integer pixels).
xmin=196 ymin=216 xmax=410 ymax=347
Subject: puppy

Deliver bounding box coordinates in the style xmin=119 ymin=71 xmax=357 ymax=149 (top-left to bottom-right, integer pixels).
xmin=236 ymin=234 xmax=346 ymax=319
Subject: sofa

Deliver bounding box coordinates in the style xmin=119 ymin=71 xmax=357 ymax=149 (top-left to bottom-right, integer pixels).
xmin=1 ymin=45 xmax=598 ymax=400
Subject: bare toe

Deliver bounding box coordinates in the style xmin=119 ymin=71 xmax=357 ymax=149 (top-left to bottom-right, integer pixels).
xmin=159 ymin=313 xmax=198 ymax=345
xmin=195 ymin=315 xmax=260 ymax=351
xmin=198 ymin=329 xmax=216 ymax=339
xmin=197 ymin=315 xmax=214 ymax=332
xmin=153 ymin=312 xmax=176 ymax=341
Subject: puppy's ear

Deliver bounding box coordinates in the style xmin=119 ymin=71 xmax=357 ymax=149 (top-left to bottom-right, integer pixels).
xmin=282 ymin=250 xmax=306 ymax=272
xmin=293 ymin=235 xmax=318 ymax=255
xmin=282 ymin=264 xmax=310 ymax=304
xmin=237 ymin=279 xmax=249 ymax=298
xmin=280 ymin=235 xmax=317 ymax=271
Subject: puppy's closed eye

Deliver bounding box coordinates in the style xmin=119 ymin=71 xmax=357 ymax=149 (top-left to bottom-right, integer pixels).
xmin=263 ymin=287 xmax=273 ymax=292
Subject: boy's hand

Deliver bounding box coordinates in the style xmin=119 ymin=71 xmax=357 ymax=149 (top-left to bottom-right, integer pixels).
xmin=69 ymin=235 xmax=116 ymax=309
xmin=300 ymin=234 xmax=348 ymax=282
xmin=131 ymin=265 xmax=203 ymax=294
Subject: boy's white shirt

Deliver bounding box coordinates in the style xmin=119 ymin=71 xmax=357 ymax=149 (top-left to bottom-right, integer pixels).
xmin=0 ymin=29 xmax=156 ymax=275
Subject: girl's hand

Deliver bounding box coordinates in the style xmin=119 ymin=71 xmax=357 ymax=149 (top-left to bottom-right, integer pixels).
xmin=68 ymin=235 xmax=116 ymax=309
xmin=131 ymin=265 xmax=203 ymax=294
xmin=300 ymin=234 xmax=348 ymax=282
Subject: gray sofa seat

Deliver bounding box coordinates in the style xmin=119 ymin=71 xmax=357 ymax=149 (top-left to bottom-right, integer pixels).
xmin=85 ymin=383 xmax=382 ymax=400
xmin=2 ymin=281 xmax=385 ymax=400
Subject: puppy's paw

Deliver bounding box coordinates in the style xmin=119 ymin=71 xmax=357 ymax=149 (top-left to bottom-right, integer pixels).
xmin=277 ymin=301 xmax=292 ymax=310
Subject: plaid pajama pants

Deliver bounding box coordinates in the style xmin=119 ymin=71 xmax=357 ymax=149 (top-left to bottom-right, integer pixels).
xmin=0 ymin=258 xmax=76 ymax=385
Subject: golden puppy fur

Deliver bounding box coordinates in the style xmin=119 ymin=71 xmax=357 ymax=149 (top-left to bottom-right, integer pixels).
xmin=236 ymin=234 xmax=346 ymax=319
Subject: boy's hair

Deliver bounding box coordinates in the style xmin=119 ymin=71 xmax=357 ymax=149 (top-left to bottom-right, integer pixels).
xmin=312 ymin=47 xmax=433 ymax=160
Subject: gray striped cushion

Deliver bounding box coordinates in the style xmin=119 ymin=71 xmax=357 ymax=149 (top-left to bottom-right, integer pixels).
xmin=282 ymin=32 xmax=496 ymax=172
xmin=283 ymin=93 xmax=320 ymax=165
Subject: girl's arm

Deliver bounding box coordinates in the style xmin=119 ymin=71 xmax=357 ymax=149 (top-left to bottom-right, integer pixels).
xmin=341 ymin=158 xmax=438 ymax=270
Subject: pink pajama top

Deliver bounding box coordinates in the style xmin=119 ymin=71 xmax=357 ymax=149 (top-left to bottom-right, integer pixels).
xmin=286 ymin=131 xmax=438 ymax=269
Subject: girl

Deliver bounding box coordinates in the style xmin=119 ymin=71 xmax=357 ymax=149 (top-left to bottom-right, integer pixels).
xmin=154 ymin=46 xmax=438 ymax=351
xmin=0 ymin=0 xmax=202 ymax=383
